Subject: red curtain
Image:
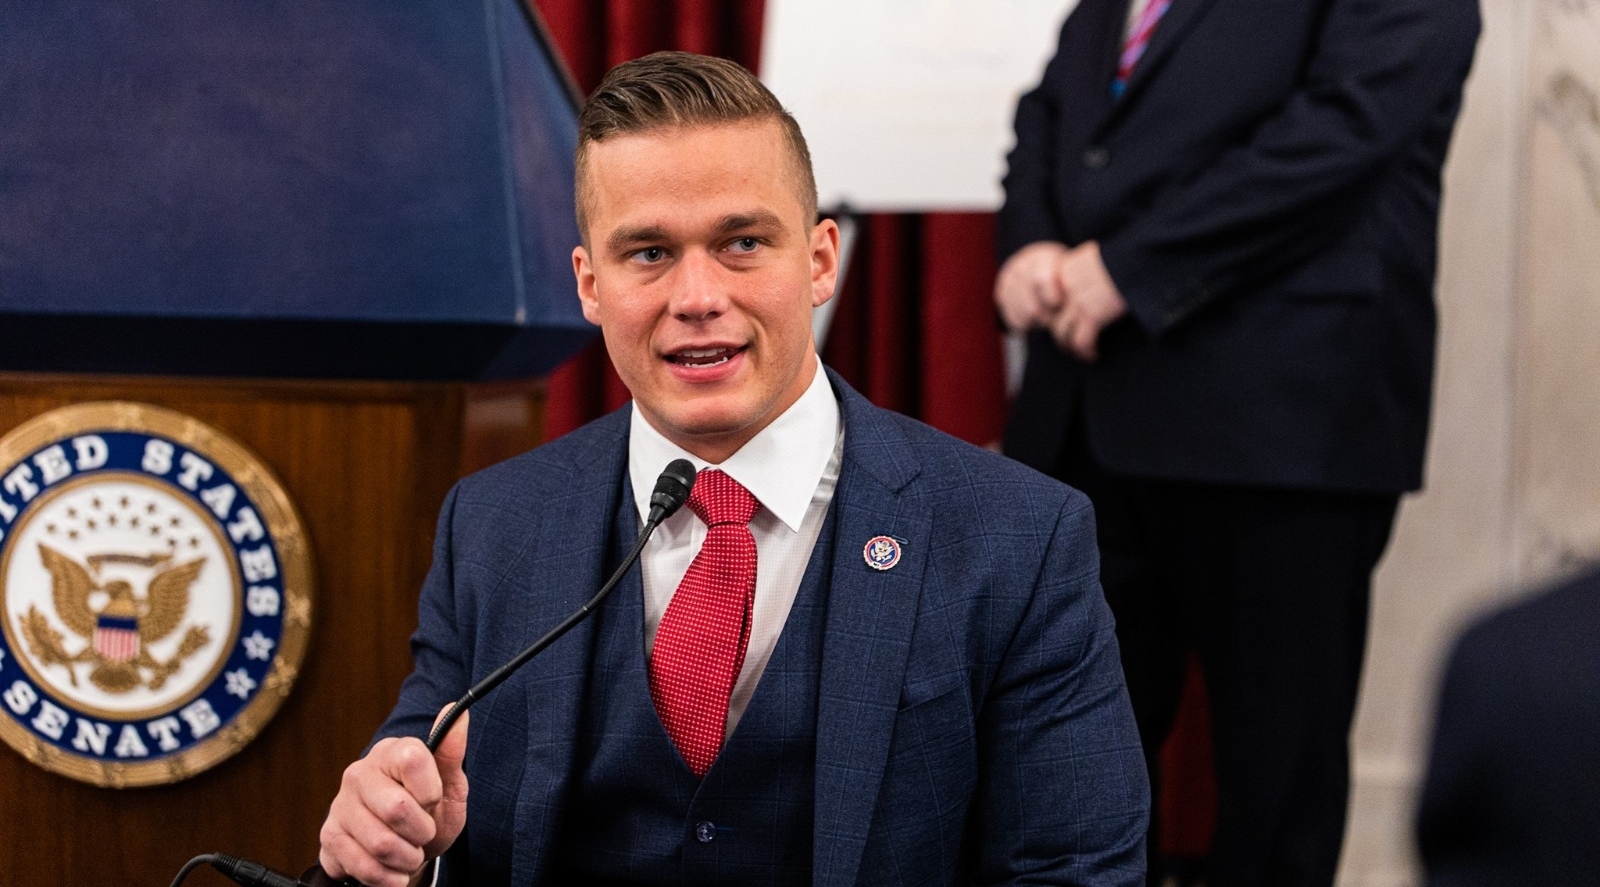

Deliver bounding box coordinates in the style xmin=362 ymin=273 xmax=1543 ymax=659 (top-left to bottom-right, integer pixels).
xmin=530 ymin=0 xmax=1007 ymax=449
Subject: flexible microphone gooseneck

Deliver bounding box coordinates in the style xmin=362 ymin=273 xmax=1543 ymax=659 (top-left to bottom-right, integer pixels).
xmin=171 ymin=459 xmax=698 ymax=887
xmin=420 ymin=457 xmax=695 ymax=752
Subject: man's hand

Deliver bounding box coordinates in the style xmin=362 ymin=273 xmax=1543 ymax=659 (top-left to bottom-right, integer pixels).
xmin=1047 ymin=241 xmax=1127 ymax=362
xmin=319 ymin=707 xmax=470 ymax=887
xmin=994 ymin=241 xmax=1071 ymax=331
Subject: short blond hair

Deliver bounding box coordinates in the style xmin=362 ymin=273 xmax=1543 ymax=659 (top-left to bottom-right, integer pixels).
xmin=574 ymin=51 xmax=817 ymax=242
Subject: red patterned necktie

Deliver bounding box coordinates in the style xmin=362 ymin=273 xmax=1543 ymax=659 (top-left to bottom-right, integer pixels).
xmin=649 ymin=469 xmax=759 ymax=777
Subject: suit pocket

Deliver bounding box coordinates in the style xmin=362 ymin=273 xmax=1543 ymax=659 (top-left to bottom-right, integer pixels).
xmin=899 ymin=673 xmax=966 ymax=712
xmin=888 ymin=682 xmax=977 ymax=810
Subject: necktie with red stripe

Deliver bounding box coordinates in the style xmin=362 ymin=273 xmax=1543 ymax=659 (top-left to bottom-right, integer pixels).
xmin=1113 ymin=0 xmax=1172 ymax=98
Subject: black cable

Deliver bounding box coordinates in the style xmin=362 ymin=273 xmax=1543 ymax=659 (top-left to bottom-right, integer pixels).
xmin=209 ymin=854 xmax=306 ymax=886
xmin=169 ymin=854 xmax=217 ymax=887
xmin=170 ymin=852 xmax=312 ymax=887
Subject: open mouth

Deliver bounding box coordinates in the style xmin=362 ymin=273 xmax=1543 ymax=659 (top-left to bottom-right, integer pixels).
xmin=668 ymin=346 xmax=741 ymax=368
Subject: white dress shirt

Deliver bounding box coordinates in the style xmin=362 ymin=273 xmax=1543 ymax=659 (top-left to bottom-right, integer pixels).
xmin=628 ymin=362 xmax=842 ymax=737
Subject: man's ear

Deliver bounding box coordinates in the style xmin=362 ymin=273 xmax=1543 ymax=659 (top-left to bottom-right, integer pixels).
xmin=810 ymin=218 xmax=841 ymax=308
xmin=573 ymin=245 xmax=601 ymax=325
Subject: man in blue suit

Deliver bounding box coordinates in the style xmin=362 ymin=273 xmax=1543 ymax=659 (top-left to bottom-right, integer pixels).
xmin=317 ymin=51 xmax=1147 ymax=887
xmin=994 ymin=1 xmax=1479 ymax=885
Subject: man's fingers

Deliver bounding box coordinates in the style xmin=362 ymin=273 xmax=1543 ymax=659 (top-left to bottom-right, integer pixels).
xmin=1035 ymin=263 xmax=1065 ymax=311
xmin=376 ymin=737 xmax=446 ymax=816
xmin=319 ymin=848 xmax=413 ymax=887
xmin=318 ymin=720 xmax=467 ymax=887
xmin=996 ymin=269 xmax=1046 ymax=330
xmin=996 ymin=242 xmax=1070 ymax=331
xmin=422 ymin=706 xmax=471 ymax=860
xmin=323 ymin=800 xmax=429 ymax=881
xmin=1070 ymin=320 xmax=1100 ymax=362
xmin=1048 ymin=305 xmax=1076 ymax=350
xmin=1048 ymin=304 xmax=1102 ymax=362
xmin=432 ymin=708 xmax=470 ymax=822
xmin=361 ymin=760 xmax=442 ymax=848
xmin=433 ymin=708 xmax=469 ymax=784
xmin=320 ymin=808 xmax=424 ymax=887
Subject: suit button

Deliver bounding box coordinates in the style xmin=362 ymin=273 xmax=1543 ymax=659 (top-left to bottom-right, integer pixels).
xmin=1083 ymin=146 xmax=1110 ymax=170
xmin=695 ymin=821 xmax=717 ymax=843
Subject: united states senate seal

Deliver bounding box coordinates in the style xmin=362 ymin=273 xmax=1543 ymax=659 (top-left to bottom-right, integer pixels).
xmin=0 ymin=402 xmax=312 ymax=788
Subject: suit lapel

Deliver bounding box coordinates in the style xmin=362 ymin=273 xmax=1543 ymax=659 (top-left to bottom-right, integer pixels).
xmin=1102 ymin=0 xmax=1225 ymax=125
xmin=1080 ymin=0 xmax=1136 ymax=133
xmin=813 ymin=376 xmax=929 ymax=887
xmin=508 ymin=409 xmax=632 ymax=887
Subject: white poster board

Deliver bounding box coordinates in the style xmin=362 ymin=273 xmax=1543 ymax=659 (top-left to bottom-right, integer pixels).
xmin=760 ymin=0 xmax=1077 ymax=212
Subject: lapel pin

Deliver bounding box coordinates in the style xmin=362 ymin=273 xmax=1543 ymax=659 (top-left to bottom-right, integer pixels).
xmin=863 ymin=535 xmax=902 ymax=571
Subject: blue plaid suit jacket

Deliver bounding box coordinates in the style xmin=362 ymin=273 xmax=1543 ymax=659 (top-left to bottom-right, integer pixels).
xmin=374 ymin=369 xmax=1148 ymax=886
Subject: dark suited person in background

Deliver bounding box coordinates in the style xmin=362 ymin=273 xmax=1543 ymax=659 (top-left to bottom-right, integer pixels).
xmin=994 ymin=0 xmax=1480 ymax=885
xmin=1416 ymin=564 xmax=1600 ymax=886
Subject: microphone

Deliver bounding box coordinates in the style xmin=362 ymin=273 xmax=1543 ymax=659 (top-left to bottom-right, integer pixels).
xmin=176 ymin=460 xmax=698 ymax=887
xmin=648 ymin=457 xmax=696 ymax=525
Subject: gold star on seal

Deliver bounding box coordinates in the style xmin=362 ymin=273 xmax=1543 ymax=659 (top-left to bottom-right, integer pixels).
xmin=285 ymin=596 xmax=312 ymax=627
xmin=265 ymin=665 xmax=299 ymax=697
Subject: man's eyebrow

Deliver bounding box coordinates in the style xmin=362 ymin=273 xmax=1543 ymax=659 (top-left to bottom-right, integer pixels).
xmin=603 ymin=211 xmax=787 ymax=254
xmin=604 ymin=224 xmax=670 ymax=254
xmin=713 ymin=210 xmax=785 ymax=235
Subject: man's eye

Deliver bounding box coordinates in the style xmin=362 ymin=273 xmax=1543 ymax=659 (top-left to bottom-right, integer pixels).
xmin=730 ymin=237 xmax=760 ymax=253
xmin=634 ymin=247 xmax=666 ymax=263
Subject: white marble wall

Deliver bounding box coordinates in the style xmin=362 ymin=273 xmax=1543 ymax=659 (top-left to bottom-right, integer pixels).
xmin=1338 ymin=1 xmax=1600 ymax=883
xmin=1520 ymin=0 xmax=1600 ymax=575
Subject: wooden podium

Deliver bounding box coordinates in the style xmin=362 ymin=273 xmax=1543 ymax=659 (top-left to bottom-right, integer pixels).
xmin=0 ymin=3 xmax=587 ymax=883
xmin=0 ymin=374 xmax=547 ymax=883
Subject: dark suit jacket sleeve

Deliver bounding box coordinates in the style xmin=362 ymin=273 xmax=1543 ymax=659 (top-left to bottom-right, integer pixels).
xmin=362 ymin=483 xmax=481 ymax=883
xmin=996 ymin=38 xmax=1073 ymax=262
xmin=971 ymin=492 xmax=1149 ymax=885
xmin=1099 ymin=0 xmax=1480 ymax=332
xmin=372 ymin=483 xmax=474 ymax=747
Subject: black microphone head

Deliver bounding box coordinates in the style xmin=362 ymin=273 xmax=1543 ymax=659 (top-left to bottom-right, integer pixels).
xmin=647 ymin=458 xmax=697 ymax=524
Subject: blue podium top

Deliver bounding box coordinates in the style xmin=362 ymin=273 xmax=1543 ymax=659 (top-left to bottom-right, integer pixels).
xmin=0 ymin=0 xmax=594 ymax=380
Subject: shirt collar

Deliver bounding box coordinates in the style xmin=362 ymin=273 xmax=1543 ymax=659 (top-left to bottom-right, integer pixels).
xmin=629 ymin=362 xmax=839 ymax=533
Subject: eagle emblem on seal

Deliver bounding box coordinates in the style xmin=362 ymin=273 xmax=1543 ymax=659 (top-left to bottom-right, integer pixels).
xmin=19 ymin=545 xmax=209 ymax=694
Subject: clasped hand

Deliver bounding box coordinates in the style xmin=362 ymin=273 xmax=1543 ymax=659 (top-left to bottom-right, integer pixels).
xmin=994 ymin=240 xmax=1128 ymax=362
xmin=318 ymin=707 xmax=470 ymax=887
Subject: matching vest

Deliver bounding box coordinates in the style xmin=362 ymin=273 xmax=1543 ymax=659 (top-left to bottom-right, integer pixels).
xmin=547 ymin=484 xmax=838 ymax=886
